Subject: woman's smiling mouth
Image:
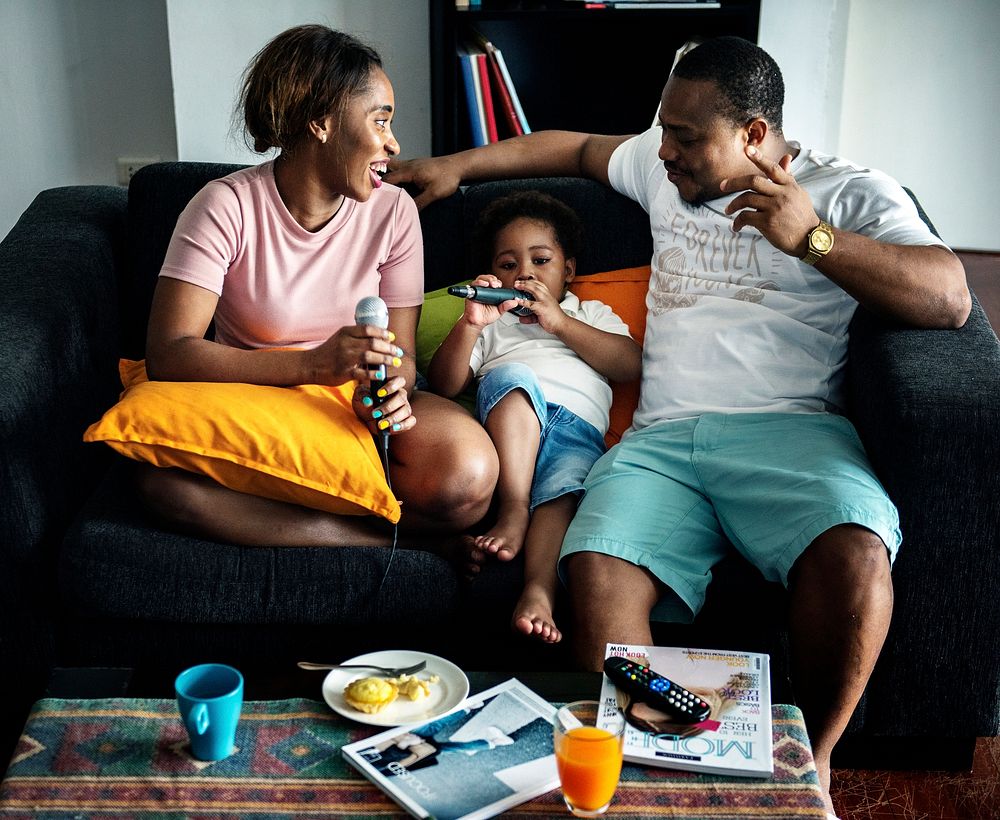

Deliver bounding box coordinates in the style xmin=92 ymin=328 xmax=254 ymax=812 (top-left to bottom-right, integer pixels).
xmin=369 ymin=160 xmax=388 ymax=188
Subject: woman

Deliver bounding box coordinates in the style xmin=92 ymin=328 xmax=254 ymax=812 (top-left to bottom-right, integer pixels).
xmin=138 ymin=25 xmax=497 ymax=546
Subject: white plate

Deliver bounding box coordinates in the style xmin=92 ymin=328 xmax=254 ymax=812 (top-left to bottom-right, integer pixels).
xmin=321 ymin=649 xmax=470 ymax=727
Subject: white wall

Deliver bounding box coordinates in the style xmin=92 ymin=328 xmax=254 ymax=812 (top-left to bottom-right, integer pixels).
xmin=0 ymin=0 xmax=176 ymax=241
xmin=166 ymin=0 xmax=430 ymax=165
xmin=761 ymin=0 xmax=999 ymax=250
xmin=758 ymin=0 xmax=849 ymax=154
xmin=2 ymin=0 xmax=997 ymax=250
xmin=838 ymin=0 xmax=999 ymax=251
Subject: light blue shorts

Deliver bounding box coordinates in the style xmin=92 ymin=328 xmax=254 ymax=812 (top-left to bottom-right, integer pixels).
xmin=476 ymin=363 xmax=606 ymax=511
xmin=559 ymin=412 xmax=901 ymax=622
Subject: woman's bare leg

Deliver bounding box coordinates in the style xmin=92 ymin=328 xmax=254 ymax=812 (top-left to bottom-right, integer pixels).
xmin=135 ymin=392 xmax=499 ymax=547
xmin=136 ymin=465 xmax=395 ymax=546
xmin=389 ymin=391 xmax=498 ymax=533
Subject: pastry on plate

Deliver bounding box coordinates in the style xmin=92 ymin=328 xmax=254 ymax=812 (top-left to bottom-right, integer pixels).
xmin=344 ymin=676 xmax=399 ymax=714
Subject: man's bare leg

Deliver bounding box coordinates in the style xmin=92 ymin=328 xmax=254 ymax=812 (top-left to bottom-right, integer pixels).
xmin=564 ymin=551 xmax=664 ymax=670
xmin=787 ymin=524 xmax=894 ymax=816
xmin=512 ymin=493 xmax=577 ymax=643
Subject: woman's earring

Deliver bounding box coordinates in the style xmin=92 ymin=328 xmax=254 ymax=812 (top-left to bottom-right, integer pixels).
xmin=320 ymin=134 xmax=327 ymax=144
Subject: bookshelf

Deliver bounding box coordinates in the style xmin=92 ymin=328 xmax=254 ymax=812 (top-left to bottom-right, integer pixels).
xmin=430 ymin=0 xmax=762 ymax=156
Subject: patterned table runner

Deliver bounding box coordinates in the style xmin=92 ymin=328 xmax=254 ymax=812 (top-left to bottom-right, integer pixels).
xmin=0 ymin=699 xmax=826 ymax=818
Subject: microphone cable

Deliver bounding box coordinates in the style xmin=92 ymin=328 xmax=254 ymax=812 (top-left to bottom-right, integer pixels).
xmin=354 ymin=297 xmax=399 ymax=603
xmin=374 ymin=428 xmax=398 ymax=602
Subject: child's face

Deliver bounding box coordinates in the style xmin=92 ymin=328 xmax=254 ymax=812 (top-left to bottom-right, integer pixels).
xmin=490 ymin=217 xmax=576 ymax=295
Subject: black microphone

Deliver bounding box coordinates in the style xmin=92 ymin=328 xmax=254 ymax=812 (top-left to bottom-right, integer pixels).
xmin=355 ymin=296 xmax=390 ymax=407
xmin=448 ymin=284 xmax=535 ymax=316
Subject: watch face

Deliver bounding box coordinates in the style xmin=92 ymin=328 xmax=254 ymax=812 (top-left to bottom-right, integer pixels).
xmin=811 ymin=227 xmax=833 ymax=253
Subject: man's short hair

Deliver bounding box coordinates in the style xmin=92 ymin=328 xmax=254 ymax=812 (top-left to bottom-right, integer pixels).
xmin=672 ymin=36 xmax=784 ymax=133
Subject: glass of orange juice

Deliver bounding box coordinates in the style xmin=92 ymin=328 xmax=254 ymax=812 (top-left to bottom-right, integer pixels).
xmin=553 ymin=700 xmax=625 ymax=817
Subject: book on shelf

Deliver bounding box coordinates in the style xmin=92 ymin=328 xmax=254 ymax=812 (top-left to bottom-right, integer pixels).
xmin=467 ymin=28 xmax=530 ymax=136
xmin=457 ymin=45 xmax=488 ymax=147
xmin=564 ymin=0 xmax=720 ymax=6
xmin=597 ymin=642 xmax=774 ymax=777
xmin=651 ymin=38 xmax=706 ymax=126
xmin=474 ymin=51 xmax=500 ymax=143
xmin=342 ymin=678 xmax=559 ymax=820
xmin=604 ymin=0 xmax=721 ymax=7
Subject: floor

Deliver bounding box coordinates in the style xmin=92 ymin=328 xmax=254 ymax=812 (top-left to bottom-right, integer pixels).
xmin=830 ymin=248 xmax=999 ymax=820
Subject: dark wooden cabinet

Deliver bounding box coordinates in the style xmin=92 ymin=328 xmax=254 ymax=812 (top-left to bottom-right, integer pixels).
xmin=430 ymin=0 xmax=761 ymax=155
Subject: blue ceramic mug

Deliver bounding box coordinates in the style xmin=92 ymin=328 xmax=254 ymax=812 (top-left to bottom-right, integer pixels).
xmin=175 ymin=663 xmax=243 ymax=761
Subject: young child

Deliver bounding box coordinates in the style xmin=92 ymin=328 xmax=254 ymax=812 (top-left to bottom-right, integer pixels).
xmin=428 ymin=191 xmax=642 ymax=643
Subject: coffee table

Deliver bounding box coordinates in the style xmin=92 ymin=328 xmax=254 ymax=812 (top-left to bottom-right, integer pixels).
xmin=0 ymin=667 xmax=828 ymax=818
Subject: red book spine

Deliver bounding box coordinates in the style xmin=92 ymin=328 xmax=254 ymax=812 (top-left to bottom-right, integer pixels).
xmin=486 ymin=51 xmax=523 ymax=137
xmin=475 ymin=53 xmax=499 ymax=143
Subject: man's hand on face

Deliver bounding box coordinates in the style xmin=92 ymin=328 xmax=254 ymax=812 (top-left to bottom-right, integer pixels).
xmin=720 ymin=145 xmax=820 ymax=259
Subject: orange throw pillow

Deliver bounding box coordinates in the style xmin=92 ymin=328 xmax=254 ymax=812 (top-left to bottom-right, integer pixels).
xmin=570 ymin=266 xmax=650 ymax=446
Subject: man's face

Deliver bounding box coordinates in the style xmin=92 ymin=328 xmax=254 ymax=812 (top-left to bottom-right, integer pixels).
xmin=656 ymin=76 xmax=749 ymax=203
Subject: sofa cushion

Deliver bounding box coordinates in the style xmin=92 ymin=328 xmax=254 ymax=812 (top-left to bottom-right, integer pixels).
xmin=57 ymin=463 xmax=465 ymax=627
xmin=84 ymin=359 xmax=400 ymax=522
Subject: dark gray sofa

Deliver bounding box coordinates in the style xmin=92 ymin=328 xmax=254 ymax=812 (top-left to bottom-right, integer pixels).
xmin=1 ymin=162 xmax=997 ymax=769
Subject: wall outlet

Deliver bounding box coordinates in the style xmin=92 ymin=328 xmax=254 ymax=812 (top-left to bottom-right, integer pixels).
xmin=116 ymin=156 xmax=160 ymax=186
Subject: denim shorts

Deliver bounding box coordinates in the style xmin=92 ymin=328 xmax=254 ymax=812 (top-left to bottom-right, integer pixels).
xmin=559 ymin=412 xmax=901 ymax=622
xmin=476 ymin=363 xmax=606 ymax=511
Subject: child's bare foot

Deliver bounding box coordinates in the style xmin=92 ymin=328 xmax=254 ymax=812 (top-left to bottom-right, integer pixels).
xmin=474 ymin=503 xmax=530 ymax=562
xmin=512 ymin=587 xmax=561 ymax=643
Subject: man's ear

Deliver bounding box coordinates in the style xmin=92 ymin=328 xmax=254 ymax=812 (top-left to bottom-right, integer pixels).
xmin=746 ymin=118 xmax=768 ymax=148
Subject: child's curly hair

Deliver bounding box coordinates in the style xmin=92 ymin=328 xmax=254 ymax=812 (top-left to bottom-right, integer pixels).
xmin=471 ymin=191 xmax=584 ymax=275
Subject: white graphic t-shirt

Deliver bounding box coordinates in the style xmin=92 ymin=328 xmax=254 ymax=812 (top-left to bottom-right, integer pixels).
xmin=609 ymin=127 xmax=943 ymax=431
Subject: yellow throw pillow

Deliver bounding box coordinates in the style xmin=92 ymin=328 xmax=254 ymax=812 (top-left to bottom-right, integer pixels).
xmin=84 ymin=359 xmax=401 ymax=523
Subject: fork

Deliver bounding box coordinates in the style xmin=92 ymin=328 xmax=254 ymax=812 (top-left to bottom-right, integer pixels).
xmin=297 ymin=659 xmax=427 ymax=676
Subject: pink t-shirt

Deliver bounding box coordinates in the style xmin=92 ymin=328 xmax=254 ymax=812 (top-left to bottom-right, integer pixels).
xmin=159 ymin=161 xmax=424 ymax=350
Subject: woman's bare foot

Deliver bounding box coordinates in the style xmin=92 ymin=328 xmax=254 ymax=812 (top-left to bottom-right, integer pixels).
xmin=512 ymin=586 xmax=561 ymax=643
xmin=474 ymin=502 xmax=530 ymax=562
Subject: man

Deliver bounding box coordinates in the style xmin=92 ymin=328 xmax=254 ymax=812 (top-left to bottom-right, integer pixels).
xmin=386 ymin=37 xmax=969 ymax=814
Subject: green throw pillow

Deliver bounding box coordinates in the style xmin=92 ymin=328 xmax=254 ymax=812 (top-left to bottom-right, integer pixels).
xmin=416 ymin=281 xmax=477 ymax=412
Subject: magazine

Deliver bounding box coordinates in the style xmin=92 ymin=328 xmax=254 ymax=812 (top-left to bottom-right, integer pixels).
xmin=342 ymin=678 xmax=559 ymax=819
xmin=597 ymin=643 xmax=773 ymax=777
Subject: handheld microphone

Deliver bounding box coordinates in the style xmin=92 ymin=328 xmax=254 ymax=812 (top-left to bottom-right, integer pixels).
xmin=355 ymin=296 xmax=390 ymax=407
xmin=355 ymin=296 xmax=398 ymax=592
xmin=448 ymin=284 xmax=535 ymax=316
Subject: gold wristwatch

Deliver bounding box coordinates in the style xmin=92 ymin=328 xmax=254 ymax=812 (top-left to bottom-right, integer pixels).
xmin=801 ymin=220 xmax=835 ymax=265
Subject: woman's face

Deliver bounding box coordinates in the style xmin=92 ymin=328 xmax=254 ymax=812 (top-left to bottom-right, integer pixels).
xmin=325 ymin=68 xmax=400 ymax=202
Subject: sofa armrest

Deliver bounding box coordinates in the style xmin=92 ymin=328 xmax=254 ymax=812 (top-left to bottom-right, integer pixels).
xmin=0 ymin=186 xmax=127 ymax=580
xmin=847 ymin=297 xmax=1000 ymax=736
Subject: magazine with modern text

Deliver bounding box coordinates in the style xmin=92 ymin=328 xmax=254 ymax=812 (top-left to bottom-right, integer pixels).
xmin=598 ymin=643 xmax=773 ymax=777
xmin=342 ymin=678 xmax=559 ymax=819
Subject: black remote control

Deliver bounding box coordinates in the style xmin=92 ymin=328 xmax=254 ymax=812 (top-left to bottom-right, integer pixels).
xmin=603 ymin=656 xmax=711 ymax=723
